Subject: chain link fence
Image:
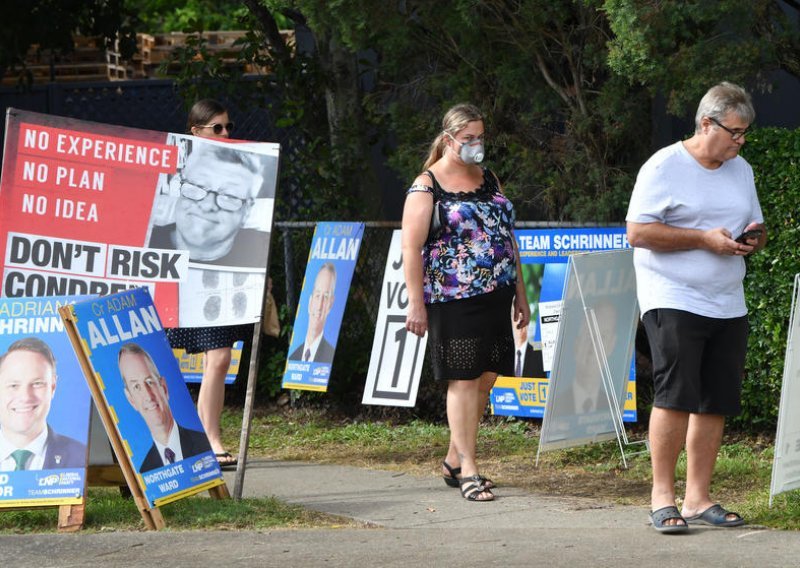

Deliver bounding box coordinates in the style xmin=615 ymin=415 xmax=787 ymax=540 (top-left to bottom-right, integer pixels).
xmin=259 ymin=221 xmax=651 ymax=423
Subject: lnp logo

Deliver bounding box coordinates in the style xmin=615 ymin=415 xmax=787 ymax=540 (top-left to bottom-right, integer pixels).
xmin=38 ymin=474 xmax=60 ymax=487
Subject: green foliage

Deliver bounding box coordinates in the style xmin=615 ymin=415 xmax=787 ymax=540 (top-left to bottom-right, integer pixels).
xmin=604 ymin=0 xmax=800 ymax=115
xmin=738 ymin=128 xmax=800 ymax=429
xmin=160 ymin=29 xmax=245 ymax=105
xmin=351 ymin=0 xmax=653 ymax=221
xmin=163 ymin=0 xmax=799 ymax=224
xmin=128 ymin=0 xmax=250 ymax=33
xmin=156 ymin=2 xmax=800 ymax=417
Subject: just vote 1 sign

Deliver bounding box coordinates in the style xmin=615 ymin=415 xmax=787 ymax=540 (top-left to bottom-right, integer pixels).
xmin=362 ymin=230 xmax=426 ymax=407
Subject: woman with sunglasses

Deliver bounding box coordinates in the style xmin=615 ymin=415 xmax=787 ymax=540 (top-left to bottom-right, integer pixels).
xmin=165 ymin=98 xmax=249 ymax=469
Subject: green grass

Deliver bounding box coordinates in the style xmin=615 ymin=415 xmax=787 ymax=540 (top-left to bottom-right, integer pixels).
xmin=0 ymin=486 xmax=358 ymax=533
xmin=231 ymin=408 xmax=800 ymax=530
xmin=4 ymin=409 xmax=800 ymax=531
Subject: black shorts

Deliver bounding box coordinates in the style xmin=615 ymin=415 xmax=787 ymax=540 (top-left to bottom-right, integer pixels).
xmin=642 ymin=308 xmax=748 ymax=415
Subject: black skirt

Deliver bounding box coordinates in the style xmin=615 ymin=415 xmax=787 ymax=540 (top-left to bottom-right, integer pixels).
xmin=426 ymin=285 xmax=516 ymax=381
xmin=165 ymin=324 xmax=252 ymax=354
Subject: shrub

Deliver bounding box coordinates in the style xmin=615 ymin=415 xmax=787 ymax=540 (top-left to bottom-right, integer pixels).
xmin=739 ymin=127 xmax=800 ymax=430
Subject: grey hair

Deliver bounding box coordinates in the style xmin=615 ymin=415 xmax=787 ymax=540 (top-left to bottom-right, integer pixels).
xmin=316 ymin=262 xmax=337 ymax=293
xmin=118 ymin=343 xmax=161 ymax=387
xmin=695 ymin=82 xmax=755 ymax=132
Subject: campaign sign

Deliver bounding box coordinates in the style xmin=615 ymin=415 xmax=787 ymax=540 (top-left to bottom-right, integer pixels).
xmin=490 ymin=227 xmax=637 ymax=421
xmin=62 ymin=287 xmax=224 ymax=507
xmin=0 ymin=296 xmax=91 ymax=508
xmin=282 ymin=222 xmax=364 ymax=391
xmin=174 ymin=340 xmax=243 ymax=385
xmin=0 ymin=109 xmax=279 ymax=328
xmin=362 ymin=230 xmax=426 ymax=407
xmin=770 ymin=276 xmax=800 ymax=504
xmin=538 ymin=250 xmax=639 ymax=452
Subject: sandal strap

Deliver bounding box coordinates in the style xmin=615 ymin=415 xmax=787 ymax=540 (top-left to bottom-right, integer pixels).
xmin=442 ymin=461 xmax=461 ymax=478
xmin=460 ymin=475 xmax=492 ymax=501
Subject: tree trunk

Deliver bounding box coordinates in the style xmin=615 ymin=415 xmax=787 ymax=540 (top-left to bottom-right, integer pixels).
xmin=315 ymin=30 xmax=381 ymax=219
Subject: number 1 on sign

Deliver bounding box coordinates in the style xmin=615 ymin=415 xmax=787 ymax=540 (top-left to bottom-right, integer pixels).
xmin=392 ymin=326 xmax=409 ymax=388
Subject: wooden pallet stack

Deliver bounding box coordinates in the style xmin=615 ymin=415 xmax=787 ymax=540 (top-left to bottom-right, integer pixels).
xmin=1 ymin=30 xmax=295 ymax=85
xmin=139 ymin=30 xmax=294 ymax=77
xmin=2 ymin=35 xmax=132 ymax=85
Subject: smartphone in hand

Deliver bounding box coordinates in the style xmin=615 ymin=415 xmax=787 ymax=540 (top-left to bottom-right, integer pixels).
xmin=735 ymin=229 xmax=763 ymax=243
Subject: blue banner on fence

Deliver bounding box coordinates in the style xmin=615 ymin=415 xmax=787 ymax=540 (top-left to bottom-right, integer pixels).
xmin=491 ymin=227 xmax=638 ymax=422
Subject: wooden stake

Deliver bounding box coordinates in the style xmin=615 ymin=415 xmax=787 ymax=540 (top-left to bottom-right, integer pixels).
xmin=57 ymin=504 xmax=85 ymax=533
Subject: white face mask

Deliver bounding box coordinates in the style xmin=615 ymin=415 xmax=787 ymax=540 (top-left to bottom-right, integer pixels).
xmin=446 ymin=132 xmax=485 ymax=164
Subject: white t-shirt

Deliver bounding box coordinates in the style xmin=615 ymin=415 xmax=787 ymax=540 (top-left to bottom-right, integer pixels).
xmin=626 ymin=141 xmax=763 ymax=318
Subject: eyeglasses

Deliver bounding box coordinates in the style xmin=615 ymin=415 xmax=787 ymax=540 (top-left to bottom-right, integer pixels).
xmin=196 ymin=122 xmax=234 ymax=135
xmin=708 ymin=117 xmax=749 ymax=141
xmin=179 ymin=178 xmax=251 ymax=212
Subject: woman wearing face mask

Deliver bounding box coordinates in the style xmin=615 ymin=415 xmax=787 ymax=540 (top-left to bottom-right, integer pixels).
xmin=165 ymin=98 xmax=252 ymax=470
xmin=402 ymin=103 xmax=529 ymax=501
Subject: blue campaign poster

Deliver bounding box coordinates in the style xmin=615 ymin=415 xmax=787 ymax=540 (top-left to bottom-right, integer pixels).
xmin=282 ymin=222 xmax=365 ymax=391
xmin=0 ymin=296 xmax=92 ymax=508
xmin=64 ymin=288 xmax=225 ymax=507
xmin=491 ymin=228 xmax=638 ymax=422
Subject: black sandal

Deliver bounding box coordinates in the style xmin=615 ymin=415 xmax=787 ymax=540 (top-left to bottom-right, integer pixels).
xmin=460 ymin=475 xmax=494 ymax=502
xmin=215 ymin=452 xmax=238 ymax=469
xmin=442 ymin=461 xmax=461 ymax=488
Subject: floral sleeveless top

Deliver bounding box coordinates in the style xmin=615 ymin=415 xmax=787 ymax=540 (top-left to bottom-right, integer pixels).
xmin=422 ymin=168 xmax=517 ymax=304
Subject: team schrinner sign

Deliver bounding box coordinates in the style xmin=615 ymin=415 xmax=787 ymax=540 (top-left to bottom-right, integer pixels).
xmin=0 ymin=109 xmax=279 ymax=328
xmin=362 ymin=230 xmax=426 ymax=407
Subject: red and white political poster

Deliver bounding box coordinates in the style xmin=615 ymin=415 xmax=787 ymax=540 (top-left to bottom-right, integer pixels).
xmin=0 ymin=109 xmax=279 ymax=327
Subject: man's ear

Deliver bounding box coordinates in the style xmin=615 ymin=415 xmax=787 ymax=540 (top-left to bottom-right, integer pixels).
xmin=159 ymin=376 xmax=169 ymax=400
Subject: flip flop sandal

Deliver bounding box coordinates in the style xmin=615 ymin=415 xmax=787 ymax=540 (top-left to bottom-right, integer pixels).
xmin=684 ymin=504 xmax=745 ymax=527
xmin=460 ymin=475 xmax=494 ymax=502
xmin=215 ymin=452 xmax=238 ymax=469
xmin=442 ymin=461 xmax=461 ymax=488
xmin=650 ymin=505 xmax=689 ymax=534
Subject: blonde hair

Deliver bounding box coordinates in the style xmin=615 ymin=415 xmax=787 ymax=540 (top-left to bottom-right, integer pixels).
xmin=422 ymin=103 xmax=484 ymax=170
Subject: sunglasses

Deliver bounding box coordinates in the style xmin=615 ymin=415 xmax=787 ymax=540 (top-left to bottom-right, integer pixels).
xmin=196 ymin=121 xmax=235 ymax=135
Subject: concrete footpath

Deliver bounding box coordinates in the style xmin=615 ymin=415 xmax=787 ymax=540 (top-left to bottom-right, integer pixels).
xmin=3 ymin=459 xmax=800 ymax=567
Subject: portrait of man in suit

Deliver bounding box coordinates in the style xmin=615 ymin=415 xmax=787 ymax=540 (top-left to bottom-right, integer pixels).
xmin=289 ymin=262 xmax=337 ymax=364
xmin=118 ymin=343 xmax=211 ymax=472
xmin=0 ymin=337 xmax=86 ymax=472
xmin=512 ymin=308 xmax=545 ymax=378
